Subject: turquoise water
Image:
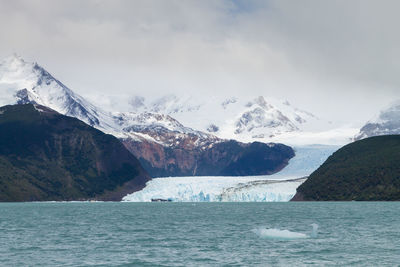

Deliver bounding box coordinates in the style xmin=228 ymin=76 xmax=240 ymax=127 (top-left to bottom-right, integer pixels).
xmin=0 ymin=202 xmax=399 ymax=266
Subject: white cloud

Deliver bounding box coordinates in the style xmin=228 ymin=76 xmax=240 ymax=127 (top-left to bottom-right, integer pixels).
xmin=0 ymin=0 xmax=398 ymax=125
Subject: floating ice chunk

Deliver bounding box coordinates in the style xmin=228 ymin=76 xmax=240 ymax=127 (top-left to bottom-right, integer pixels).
xmin=253 ymin=228 xmax=308 ymax=239
xmin=253 ymin=224 xmax=318 ymax=240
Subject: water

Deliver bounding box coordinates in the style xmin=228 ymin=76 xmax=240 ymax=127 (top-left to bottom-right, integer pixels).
xmin=0 ymin=202 xmax=399 ymax=266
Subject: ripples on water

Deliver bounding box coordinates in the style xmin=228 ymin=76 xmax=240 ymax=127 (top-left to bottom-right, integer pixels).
xmin=0 ymin=202 xmax=399 ymax=266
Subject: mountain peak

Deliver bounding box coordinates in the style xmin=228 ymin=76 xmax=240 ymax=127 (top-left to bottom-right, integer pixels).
xmin=0 ymin=55 xmax=113 ymax=131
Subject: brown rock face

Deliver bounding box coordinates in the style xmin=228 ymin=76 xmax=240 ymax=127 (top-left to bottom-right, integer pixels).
xmin=122 ymin=137 xmax=294 ymax=177
xmin=122 ymin=138 xmax=199 ymax=177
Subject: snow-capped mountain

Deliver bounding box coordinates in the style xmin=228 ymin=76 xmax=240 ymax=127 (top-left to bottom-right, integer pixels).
xmin=0 ymin=54 xmax=214 ymax=144
xmin=0 ymin=54 xmax=118 ymax=133
xmin=128 ymin=94 xmax=320 ymax=143
xmin=355 ymin=100 xmax=400 ymax=140
xmin=114 ymin=111 xmax=219 ymax=149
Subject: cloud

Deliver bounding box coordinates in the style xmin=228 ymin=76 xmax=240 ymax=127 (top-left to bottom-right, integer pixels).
xmin=256 ymin=1 xmax=400 ymax=90
xmin=0 ymin=0 xmax=398 ymax=124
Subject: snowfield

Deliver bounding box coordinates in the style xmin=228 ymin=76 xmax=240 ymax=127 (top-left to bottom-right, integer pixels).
xmin=123 ymin=145 xmax=339 ymax=202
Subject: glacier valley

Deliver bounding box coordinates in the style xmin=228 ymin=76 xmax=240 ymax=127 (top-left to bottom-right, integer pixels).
xmin=123 ymin=145 xmax=338 ymax=202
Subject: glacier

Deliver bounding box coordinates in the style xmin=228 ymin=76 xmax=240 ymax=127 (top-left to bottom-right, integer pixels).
xmin=123 ymin=145 xmax=339 ymax=202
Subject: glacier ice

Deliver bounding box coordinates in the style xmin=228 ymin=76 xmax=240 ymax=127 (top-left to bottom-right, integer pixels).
xmin=123 ymin=145 xmax=339 ymax=202
xmin=122 ymin=175 xmax=304 ymax=202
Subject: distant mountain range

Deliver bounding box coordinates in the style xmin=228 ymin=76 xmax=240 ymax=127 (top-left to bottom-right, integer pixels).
xmin=0 ymin=55 xmax=295 ymax=177
xmin=128 ymin=94 xmax=320 ymax=143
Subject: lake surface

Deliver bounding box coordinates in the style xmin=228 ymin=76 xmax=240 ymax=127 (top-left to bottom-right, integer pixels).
xmin=0 ymin=202 xmax=399 ymax=266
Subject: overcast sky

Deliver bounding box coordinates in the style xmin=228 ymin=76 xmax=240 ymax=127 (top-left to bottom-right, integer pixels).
xmin=0 ymin=0 xmax=399 ymax=125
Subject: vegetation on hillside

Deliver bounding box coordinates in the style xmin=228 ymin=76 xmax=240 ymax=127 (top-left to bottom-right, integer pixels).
xmin=293 ymin=135 xmax=400 ymax=201
xmin=0 ymin=104 xmax=149 ymax=201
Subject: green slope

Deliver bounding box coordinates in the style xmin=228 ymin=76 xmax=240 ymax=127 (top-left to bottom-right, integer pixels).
xmin=293 ymin=135 xmax=400 ymax=201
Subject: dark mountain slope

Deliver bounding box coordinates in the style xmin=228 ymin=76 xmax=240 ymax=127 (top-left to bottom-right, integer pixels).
xmin=292 ymin=135 xmax=400 ymax=201
xmin=0 ymin=104 xmax=149 ymax=201
xmin=196 ymin=141 xmax=294 ymax=176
